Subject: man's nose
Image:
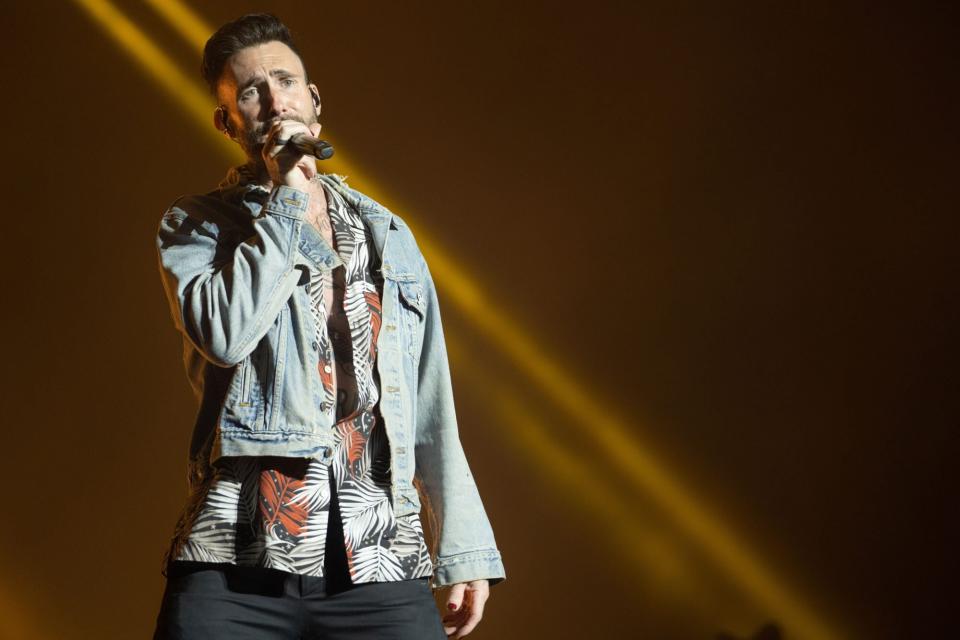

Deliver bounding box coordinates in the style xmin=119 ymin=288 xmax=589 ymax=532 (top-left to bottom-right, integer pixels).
xmin=264 ymin=86 xmax=289 ymax=118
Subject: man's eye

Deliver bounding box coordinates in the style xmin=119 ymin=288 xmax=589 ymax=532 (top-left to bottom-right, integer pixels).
xmin=240 ymin=88 xmax=257 ymax=100
xmin=282 ymin=78 xmax=296 ymax=87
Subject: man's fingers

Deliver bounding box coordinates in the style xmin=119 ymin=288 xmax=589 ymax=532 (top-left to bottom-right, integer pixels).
xmin=263 ymin=120 xmax=287 ymax=158
xmin=468 ymin=588 xmax=487 ymax=621
xmin=278 ymin=120 xmax=311 ymax=141
xmin=442 ymin=584 xmax=490 ymax=639
xmin=442 ymin=605 xmax=468 ymax=623
xmin=442 ymin=615 xmax=463 ymax=636
xmin=267 ymin=127 xmax=297 ymax=158
xmin=265 ymin=120 xmax=312 ymax=158
xmin=445 ymin=583 xmax=466 ymax=613
xmin=442 ymin=600 xmax=484 ymax=638
xmin=452 ymin=609 xmax=483 ymax=639
xmin=298 ymin=156 xmax=318 ymax=180
xmin=260 ymin=118 xmax=320 ymax=187
xmin=442 ymin=609 xmax=468 ymax=638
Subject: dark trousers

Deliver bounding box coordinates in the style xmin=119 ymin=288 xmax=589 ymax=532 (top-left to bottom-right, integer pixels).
xmin=152 ymin=473 xmax=446 ymax=640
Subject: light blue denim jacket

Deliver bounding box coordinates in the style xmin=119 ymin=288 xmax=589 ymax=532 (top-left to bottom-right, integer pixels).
xmin=155 ymin=170 xmax=505 ymax=588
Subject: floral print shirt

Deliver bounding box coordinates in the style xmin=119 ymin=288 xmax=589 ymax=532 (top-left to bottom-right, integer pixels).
xmin=163 ymin=172 xmax=434 ymax=583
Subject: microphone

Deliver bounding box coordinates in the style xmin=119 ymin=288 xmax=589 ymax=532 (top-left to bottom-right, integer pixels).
xmin=288 ymin=133 xmax=335 ymax=160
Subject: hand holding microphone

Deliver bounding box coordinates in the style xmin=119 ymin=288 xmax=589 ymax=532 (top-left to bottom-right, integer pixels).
xmin=263 ymin=118 xmax=335 ymax=190
xmin=286 ymin=132 xmax=334 ymax=160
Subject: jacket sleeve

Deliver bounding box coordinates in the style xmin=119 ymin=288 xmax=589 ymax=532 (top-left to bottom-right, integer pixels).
xmin=155 ymin=185 xmax=310 ymax=367
xmin=413 ymin=259 xmax=507 ymax=588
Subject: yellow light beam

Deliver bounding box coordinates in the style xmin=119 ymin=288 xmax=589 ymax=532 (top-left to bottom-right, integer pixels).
xmin=144 ymin=0 xmax=209 ymax=51
xmin=529 ymin=403 xmax=843 ymax=639
xmin=92 ymin=2 xmax=845 ymax=638
xmin=71 ymin=0 xmax=239 ymax=162
xmin=486 ymin=372 xmax=759 ymax=636
xmin=0 ymin=577 xmax=55 ymax=640
xmin=446 ymin=333 xmax=846 ymax=639
xmin=461 ymin=306 xmax=848 ymax=639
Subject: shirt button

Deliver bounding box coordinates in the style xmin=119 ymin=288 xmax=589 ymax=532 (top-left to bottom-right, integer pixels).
xmin=311 ymin=341 xmax=319 ymax=351
xmin=323 ymin=364 xmax=332 ymax=373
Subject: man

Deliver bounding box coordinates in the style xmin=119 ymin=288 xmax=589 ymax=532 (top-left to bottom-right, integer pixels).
xmin=152 ymin=13 xmax=505 ymax=640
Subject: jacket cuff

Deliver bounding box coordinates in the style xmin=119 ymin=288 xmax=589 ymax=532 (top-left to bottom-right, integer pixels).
xmin=263 ymin=185 xmax=310 ymax=219
xmin=429 ymin=549 xmax=506 ymax=589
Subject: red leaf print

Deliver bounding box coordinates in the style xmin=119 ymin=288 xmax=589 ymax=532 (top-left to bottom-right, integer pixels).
xmin=337 ymin=420 xmax=367 ymax=477
xmin=318 ymin=357 xmax=335 ymax=392
xmin=259 ymin=468 xmax=309 ymax=538
xmin=365 ymin=290 xmax=382 ymax=358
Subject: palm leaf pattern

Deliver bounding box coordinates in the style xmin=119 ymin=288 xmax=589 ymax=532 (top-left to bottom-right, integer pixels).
xmin=169 ymin=177 xmax=432 ymax=583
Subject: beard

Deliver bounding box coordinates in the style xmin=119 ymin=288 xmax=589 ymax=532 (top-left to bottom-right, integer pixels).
xmin=239 ymin=111 xmax=317 ymax=164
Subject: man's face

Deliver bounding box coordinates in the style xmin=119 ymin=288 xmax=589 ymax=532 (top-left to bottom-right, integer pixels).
xmin=216 ymin=40 xmax=319 ymax=162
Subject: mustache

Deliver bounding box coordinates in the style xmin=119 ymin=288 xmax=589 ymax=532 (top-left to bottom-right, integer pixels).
xmin=252 ymin=115 xmax=309 ymax=139
xmin=240 ymin=114 xmax=316 ymax=160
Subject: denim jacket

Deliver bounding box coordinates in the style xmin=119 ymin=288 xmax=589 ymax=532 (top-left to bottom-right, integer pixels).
xmin=155 ymin=170 xmax=505 ymax=588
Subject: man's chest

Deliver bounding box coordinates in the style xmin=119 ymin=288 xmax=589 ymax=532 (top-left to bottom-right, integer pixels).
xmin=299 ymin=184 xmax=349 ymax=326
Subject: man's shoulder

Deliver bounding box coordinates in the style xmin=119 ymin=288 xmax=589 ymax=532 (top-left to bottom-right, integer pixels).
xmin=318 ymin=173 xmax=410 ymax=226
xmin=318 ymin=173 xmax=427 ymax=272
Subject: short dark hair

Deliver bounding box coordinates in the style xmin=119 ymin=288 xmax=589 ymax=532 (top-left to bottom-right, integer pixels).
xmin=201 ymin=13 xmax=306 ymax=96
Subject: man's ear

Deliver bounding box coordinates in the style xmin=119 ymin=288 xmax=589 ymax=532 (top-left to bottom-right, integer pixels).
xmin=308 ymin=83 xmax=321 ymax=117
xmin=213 ymin=106 xmax=233 ymax=138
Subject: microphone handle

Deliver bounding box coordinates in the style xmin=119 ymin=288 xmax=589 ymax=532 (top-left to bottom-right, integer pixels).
xmin=289 ymin=133 xmax=335 ymax=160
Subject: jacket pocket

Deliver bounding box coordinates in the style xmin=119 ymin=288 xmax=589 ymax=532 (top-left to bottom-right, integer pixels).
xmin=268 ymin=306 xmax=289 ymax=428
xmin=395 ymin=279 xmax=426 ymax=361
xmin=222 ymin=318 xmax=279 ymax=429
xmin=220 ymin=348 xmax=267 ymax=431
xmin=238 ymin=357 xmax=252 ymax=406
xmin=396 ymin=279 xmax=426 ymax=317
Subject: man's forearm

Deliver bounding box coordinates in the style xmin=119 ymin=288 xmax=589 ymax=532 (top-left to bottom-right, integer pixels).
xmin=156 ymin=185 xmax=311 ymax=367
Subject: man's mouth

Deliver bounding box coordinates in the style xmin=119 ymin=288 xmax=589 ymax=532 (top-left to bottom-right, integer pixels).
xmin=255 ymin=117 xmax=302 ymax=139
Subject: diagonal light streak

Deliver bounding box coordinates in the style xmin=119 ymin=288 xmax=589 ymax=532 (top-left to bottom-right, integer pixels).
xmin=0 ymin=578 xmax=54 ymax=640
xmin=445 ymin=334 xmax=846 ymax=639
xmin=144 ymin=0 xmax=209 ymax=51
xmin=71 ymin=0 xmax=239 ymax=162
xmin=80 ymin=2 xmax=846 ymax=638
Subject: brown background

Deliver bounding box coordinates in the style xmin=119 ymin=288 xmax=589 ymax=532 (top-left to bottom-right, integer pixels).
xmin=0 ymin=1 xmax=956 ymax=638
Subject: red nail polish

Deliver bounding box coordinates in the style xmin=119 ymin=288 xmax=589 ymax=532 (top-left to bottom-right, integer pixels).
xmin=448 ymin=603 xmax=458 ymax=610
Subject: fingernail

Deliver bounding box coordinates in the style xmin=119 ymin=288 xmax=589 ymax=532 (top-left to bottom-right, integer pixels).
xmin=448 ymin=603 xmax=458 ymax=610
